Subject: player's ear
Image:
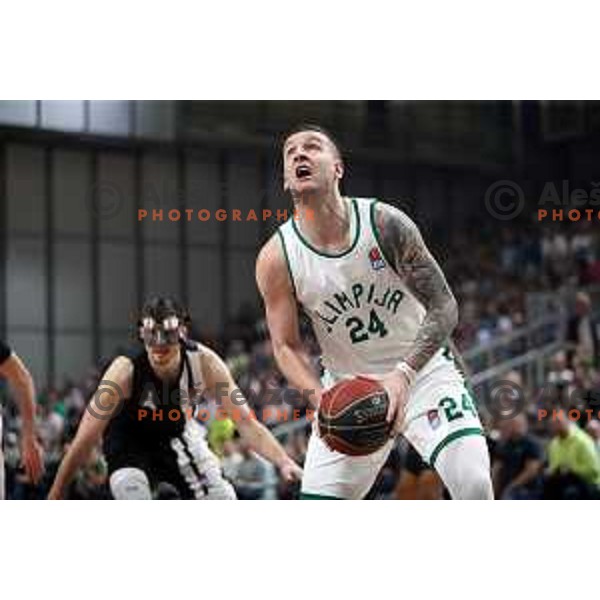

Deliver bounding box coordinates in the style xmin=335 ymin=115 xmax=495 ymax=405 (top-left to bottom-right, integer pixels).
xmin=334 ymin=159 xmax=344 ymax=181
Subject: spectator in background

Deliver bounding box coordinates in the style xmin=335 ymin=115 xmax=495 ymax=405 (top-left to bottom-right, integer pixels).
xmin=571 ymin=221 xmax=594 ymax=278
xmin=67 ymin=443 xmax=108 ymax=499
xmin=567 ymin=292 xmax=598 ymax=369
xmin=543 ymin=412 xmax=600 ymax=499
xmin=580 ymin=253 xmax=600 ymax=286
xmin=221 ymin=438 xmax=243 ymax=482
xmin=585 ymin=420 xmax=600 ymax=456
xmin=545 ymin=351 xmax=575 ymax=408
xmin=207 ymin=415 xmax=236 ymax=458
xmin=542 ymin=229 xmax=570 ymax=287
xmin=492 ymin=414 xmax=543 ymax=499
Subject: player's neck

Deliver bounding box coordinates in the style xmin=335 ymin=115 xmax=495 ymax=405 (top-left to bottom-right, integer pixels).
xmin=150 ymin=349 xmax=182 ymax=382
xmin=293 ymin=191 xmax=352 ymax=252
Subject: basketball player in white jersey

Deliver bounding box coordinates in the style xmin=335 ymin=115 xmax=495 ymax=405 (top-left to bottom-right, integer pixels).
xmin=48 ymin=296 xmax=301 ymax=500
xmin=0 ymin=339 xmax=44 ymax=499
xmin=256 ymin=125 xmax=493 ymax=499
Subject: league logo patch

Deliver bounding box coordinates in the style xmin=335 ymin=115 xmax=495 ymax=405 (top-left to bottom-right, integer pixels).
xmin=427 ymin=409 xmax=441 ymax=430
xmin=368 ymin=247 xmax=386 ymax=271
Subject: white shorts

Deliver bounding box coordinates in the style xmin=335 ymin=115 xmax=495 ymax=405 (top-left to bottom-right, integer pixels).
xmin=301 ymin=346 xmax=484 ymax=499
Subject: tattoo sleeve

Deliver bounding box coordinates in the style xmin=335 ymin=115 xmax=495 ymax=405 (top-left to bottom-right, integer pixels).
xmin=375 ymin=202 xmax=458 ymax=372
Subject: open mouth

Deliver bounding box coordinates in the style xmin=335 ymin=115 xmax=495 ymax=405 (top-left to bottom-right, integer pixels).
xmin=152 ymin=348 xmax=170 ymax=358
xmin=295 ymin=165 xmax=312 ymax=180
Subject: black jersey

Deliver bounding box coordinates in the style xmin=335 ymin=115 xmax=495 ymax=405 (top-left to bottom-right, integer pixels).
xmin=104 ymin=339 xmax=206 ymax=445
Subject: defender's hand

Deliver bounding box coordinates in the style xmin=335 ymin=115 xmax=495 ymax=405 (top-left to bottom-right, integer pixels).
xmin=47 ymin=486 xmax=62 ymax=500
xmin=20 ymin=432 xmax=45 ymax=485
xmin=278 ymin=458 xmax=303 ymax=483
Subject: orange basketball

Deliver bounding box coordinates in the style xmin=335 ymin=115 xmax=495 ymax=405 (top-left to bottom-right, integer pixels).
xmin=318 ymin=377 xmax=391 ymax=456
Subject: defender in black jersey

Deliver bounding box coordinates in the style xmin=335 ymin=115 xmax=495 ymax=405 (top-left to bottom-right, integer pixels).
xmin=48 ymin=297 xmax=302 ymax=500
xmin=0 ymin=339 xmax=44 ymax=499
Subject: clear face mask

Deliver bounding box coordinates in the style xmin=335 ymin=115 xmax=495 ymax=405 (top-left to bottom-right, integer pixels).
xmin=139 ymin=316 xmax=181 ymax=347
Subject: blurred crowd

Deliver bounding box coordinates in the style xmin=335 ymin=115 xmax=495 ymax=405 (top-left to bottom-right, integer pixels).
xmin=447 ymin=218 xmax=600 ymax=352
xmin=2 ymin=216 xmax=600 ymax=499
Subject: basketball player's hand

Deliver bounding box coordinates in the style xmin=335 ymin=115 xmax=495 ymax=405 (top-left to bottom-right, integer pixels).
xmin=380 ymin=370 xmax=411 ymax=437
xmin=278 ymin=458 xmax=303 ymax=483
xmin=20 ymin=431 xmax=45 ymax=485
xmin=47 ymin=486 xmax=62 ymax=500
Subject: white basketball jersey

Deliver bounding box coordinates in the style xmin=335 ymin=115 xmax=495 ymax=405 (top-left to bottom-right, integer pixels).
xmin=278 ymin=197 xmax=426 ymax=380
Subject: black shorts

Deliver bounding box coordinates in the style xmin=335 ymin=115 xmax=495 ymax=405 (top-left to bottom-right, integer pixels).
xmin=104 ymin=430 xmax=202 ymax=500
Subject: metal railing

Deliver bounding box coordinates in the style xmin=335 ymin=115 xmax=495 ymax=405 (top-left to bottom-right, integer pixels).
xmin=463 ymin=312 xmax=568 ymax=383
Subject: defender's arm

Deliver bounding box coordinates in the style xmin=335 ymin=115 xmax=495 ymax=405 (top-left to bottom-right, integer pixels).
xmin=201 ymin=347 xmax=302 ymax=483
xmin=48 ymin=356 xmax=132 ymax=499
xmin=0 ymin=346 xmax=44 ymax=484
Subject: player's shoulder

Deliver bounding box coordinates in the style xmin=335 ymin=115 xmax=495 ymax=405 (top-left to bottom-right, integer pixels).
xmin=103 ymin=353 xmax=135 ymax=385
xmin=191 ymin=340 xmax=229 ymax=380
xmin=182 ymin=338 xmax=203 ymax=354
xmin=256 ymin=231 xmax=286 ymax=266
xmin=370 ymin=198 xmax=420 ymax=236
xmin=183 ymin=338 xmax=214 ymax=372
xmin=256 ymin=231 xmax=290 ymax=287
xmin=369 ymin=197 xmax=412 ymax=220
xmin=187 ymin=339 xmax=218 ymax=362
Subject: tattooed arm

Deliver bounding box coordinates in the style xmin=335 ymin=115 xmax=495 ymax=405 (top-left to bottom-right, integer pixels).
xmin=375 ymin=202 xmax=458 ymax=373
xmin=372 ymin=202 xmax=458 ymax=435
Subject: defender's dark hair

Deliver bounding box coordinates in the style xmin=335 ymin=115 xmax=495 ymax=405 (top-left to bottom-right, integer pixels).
xmin=281 ymin=123 xmax=343 ymax=160
xmin=137 ymin=295 xmax=191 ymax=329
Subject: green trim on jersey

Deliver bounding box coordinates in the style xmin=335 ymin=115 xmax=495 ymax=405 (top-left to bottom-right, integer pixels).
xmin=369 ymin=199 xmax=400 ymax=276
xmin=428 ymin=427 xmax=485 ymax=468
xmin=276 ymin=228 xmax=297 ymax=298
xmin=299 ymin=492 xmax=343 ymax=500
xmin=291 ymin=198 xmax=360 ymax=258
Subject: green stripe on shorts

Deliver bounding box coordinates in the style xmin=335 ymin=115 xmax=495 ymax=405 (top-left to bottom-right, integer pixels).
xmin=299 ymin=492 xmax=343 ymax=500
xmin=428 ymin=427 xmax=485 ymax=468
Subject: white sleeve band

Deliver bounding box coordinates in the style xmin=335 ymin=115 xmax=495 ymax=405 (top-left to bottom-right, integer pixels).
xmin=395 ymin=361 xmax=417 ymax=386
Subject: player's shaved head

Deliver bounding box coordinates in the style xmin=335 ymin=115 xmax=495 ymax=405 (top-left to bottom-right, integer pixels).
xmin=282 ymin=124 xmax=343 ymax=160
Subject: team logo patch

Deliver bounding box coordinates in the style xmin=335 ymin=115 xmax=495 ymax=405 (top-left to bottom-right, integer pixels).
xmin=141 ymin=390 xmax=158 ymax=411
xmin=427 ymin=409 xmax=441 ymax=430
xmin=368 ymin=247 xmax=386 ymax=271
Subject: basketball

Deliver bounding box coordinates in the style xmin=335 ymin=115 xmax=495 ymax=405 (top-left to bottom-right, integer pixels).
xmin=318 ymin=377 xmax=391 ymax=456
